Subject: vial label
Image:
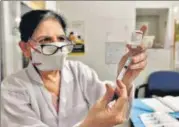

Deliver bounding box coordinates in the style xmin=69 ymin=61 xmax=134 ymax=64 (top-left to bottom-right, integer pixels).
xmin=130 ymin=30 xmax=143 ymax=45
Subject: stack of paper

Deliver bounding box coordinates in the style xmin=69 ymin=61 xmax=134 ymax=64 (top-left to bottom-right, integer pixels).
xmin=158 ymin=96 xmax=179 ymax=112
xmin=142 ymin=96 xmax=179 ymax=113
xmin=142 ymin=98 xmax=173 ymax=113
xmin=140 ymin=112 xmax=179 ymax=127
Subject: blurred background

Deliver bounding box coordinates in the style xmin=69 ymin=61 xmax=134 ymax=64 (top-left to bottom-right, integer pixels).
xmin=1 ymin=1 xmax=179 ymax=98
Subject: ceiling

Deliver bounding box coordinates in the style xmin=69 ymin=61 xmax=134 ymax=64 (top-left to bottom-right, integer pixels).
xmin=136 ymin=8 xmax=169 ymax=16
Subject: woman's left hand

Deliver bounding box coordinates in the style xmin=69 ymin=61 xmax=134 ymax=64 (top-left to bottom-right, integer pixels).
xmin=80 ymin=80 xmax=129 ymax=127
xmin=117 ymin=44 xmax=147 ymax=92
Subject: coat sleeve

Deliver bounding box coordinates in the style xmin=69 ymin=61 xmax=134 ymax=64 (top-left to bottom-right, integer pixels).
xmin=1 ymin=82 xmax=49 ymax=127
xmin=78 ymin=62 xmax=134 ymax=118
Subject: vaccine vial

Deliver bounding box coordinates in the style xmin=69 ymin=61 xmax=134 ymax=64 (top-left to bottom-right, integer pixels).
xmin=129 ymin=30 xmax=143 ymax=46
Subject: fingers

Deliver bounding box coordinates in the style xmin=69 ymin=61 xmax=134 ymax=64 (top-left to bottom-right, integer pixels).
xmin=112 ymin=80 xmax=129 ymax=124
xmin=112 ymin=80 xmax=127 ymax=101
xmin=117 ymin=52 xmax=130 ymax=75
xmin=115 ymin=80 xmax=127 ymax=98
xmin=129 ymin=50 xmax=147 ymax=70
xmin=127 ymin=43 xmax=145 ymax=50
xmin=129 ymin=58 xmax=147 ymax=70
xmin=100 ymin=84 xmax=115 ymax=106
xmin=126 ymin=44 xmax=132 ymax=51
xmin=114 ymin=80 xmax=128 ymax=111
xmin=131 ymin=51 xmax=147 ymax=63
xmin=127 ymin=44 xmax=146 ymax=54
xmin=137 ymin=44 xmax=146 ymax=51
xmin=119 ymin=44 xmax=145 ymax=65
xmin=120 ymin=51 xmax=131 ymax=64
xmin=127 ymin=44 xmax=147 ymax=70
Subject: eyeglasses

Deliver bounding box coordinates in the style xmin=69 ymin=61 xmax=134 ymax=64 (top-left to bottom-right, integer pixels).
xmin=40 ymin=43 xmax=74 ymax=55
xmin=29 ymin=35 xmax=74 ymax=55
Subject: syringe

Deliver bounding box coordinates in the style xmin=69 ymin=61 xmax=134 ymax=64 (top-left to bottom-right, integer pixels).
xmin=112 ymin=30 xmax=143 ymax=100
xmin=117 ymin=30 xmax=143 ymax=80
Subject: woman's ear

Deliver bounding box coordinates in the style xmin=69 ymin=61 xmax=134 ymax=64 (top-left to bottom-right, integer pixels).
xmin=19 ymin=41 xmax=31 ymax=58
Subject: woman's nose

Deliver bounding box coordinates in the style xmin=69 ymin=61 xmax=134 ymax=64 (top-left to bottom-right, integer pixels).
xmin=52 ymin=36 xmax=58 ymax=42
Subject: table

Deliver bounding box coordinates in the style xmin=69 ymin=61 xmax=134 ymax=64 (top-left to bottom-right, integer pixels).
xmin=130 ymin=99 xmax=179 ymax=127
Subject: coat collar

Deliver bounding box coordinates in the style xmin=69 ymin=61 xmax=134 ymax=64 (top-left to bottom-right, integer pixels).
xmin=26 ymin=61 xmax=74 ymax=117
xmin=26 ymin=61 xmax=74 ymax=85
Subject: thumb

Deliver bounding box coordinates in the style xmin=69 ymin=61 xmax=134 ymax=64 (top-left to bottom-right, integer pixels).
xmin=114 ymin=80 xmax=128 ymax=111
xmin=126 ymin=44 xmax=133 ymax=52
xmin=100 ymin=84 xmax=115 ymax=106
xmin=116 ymin=80 xmax=127 ymax=98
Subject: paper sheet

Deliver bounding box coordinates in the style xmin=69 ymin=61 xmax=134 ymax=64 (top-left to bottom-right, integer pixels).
xmin=142 ymin=98 xmax=173 ymax=113
xmin=140 ymin=112 xmax=179 ymax=127
xmin=158 ymin=96 xmax=179 ymax=112
xmin=142 ymin=96 xmax=179 ymax=113
xmin=105 ymin=42 xmax=126 ymax=64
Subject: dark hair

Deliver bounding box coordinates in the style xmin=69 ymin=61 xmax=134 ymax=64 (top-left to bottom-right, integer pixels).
xmin=19 ymin=10 xmax=67 ymax=42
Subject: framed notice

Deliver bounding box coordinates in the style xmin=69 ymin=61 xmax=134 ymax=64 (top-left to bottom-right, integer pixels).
xmin=175 ymin=20 xmax=179 ymax=42
xmin=67 ymin=21 xmax=85 ymax=56
xmin=174 ymin=20 xmax=179 ymax=69
xmin=105 ymin=42 xmax=126 ymax=64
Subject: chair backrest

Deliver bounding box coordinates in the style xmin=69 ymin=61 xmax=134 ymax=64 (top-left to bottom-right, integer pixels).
xmin=146 ymin=71 xmax=179 ymax=97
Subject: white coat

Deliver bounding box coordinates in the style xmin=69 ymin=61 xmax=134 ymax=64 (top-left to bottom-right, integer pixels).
xmin=1 ymin=60 xmax=134 ymax=127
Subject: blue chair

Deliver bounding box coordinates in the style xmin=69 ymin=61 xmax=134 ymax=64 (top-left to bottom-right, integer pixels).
xmin=135 ymin=71 xmax=179 ymax=98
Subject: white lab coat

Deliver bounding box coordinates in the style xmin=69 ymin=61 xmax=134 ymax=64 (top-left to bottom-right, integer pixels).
xmin=1 ymin=60 xmax=134 ymax=127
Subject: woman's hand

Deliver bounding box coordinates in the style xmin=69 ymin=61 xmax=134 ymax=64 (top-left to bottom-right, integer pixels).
xmin=80 ymin=80 xmax=129 ymax=127
xmin=117 ymin=44 xmax=147 ymax=92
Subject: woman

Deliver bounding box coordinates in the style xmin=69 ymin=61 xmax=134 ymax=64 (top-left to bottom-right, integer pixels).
xmin=1 ymin=10 xmax=147 ymax=127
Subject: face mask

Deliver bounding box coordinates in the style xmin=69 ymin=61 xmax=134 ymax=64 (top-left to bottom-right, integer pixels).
xmin=31 ymin=42 xmax=69 ymax=71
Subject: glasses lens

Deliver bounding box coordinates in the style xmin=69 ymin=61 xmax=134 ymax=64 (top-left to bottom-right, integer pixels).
xmin=62 ymin=44 xmax=74 ymax=53
xmin=42 ymin=45 xmax=58 ymax=55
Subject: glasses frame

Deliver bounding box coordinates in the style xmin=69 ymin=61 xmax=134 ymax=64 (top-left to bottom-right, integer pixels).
xmin=40 ymin=43 xmax=74 ymax=56
xmin=28 ymin=36 xmax=74 ymax=56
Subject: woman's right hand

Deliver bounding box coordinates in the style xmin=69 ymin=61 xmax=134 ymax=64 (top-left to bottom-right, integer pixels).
xmin=80 ymin=80 xmax=129 ymax=127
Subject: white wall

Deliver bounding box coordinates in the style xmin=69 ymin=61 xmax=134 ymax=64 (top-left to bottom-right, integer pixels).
xmin=57 ymin=1 xmax=179 ymax=84
xmin=1 ymin=1 xmax=58 ymax=78
xmin=2 ymin=1 xmax=179 ymax=87
xmin=136 ymin=9 xmax=168 ymax=48
xmin=135 ymin=1 xmax=179 ymax=8
xmin=45 ymin=1 xmax=56 ymax=11
xmin=135 ymin=2 xmax=179 ymax=87
xmin=159 ymin=11 xmax=168 ymax=47
xmin=135 ymin=1 xmax=179 ymax=49
xmin=136 ymin=8 xmax=168 ymax=48
xmin=57 ymin=1 xmax=136 ymax=81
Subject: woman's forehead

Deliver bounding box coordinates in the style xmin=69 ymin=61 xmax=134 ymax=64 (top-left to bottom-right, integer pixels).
xmin=32 ymin=19 xmax=65 ymax=39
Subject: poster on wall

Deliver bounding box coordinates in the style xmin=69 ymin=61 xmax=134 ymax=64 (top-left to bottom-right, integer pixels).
xmin=67 ymin=21 xmax=85 ymax=55
xmin=174 ymin=20 xmax=179 ymax=69
xmin=105 ymin=42 xmax=126 ymax=64
xmin=175 ymin=20 xmax=179 ymax=42
xmin=175 ymin=43 xmax=179 ymax=65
